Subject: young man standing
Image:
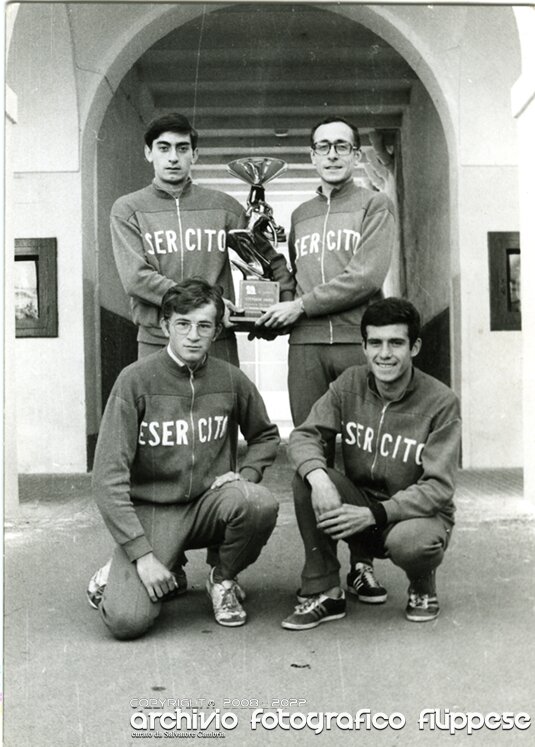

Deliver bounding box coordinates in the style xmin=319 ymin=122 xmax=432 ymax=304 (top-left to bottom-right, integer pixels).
xmin=92 ymin=279 xmax=279 ymax=639
xmin=256 ymin=117 xmax=396 ymax=435
xmin=281 ymin=298 xmax=461 ymax=630
xmin=111 ymin=112 xmax=293 ymax=363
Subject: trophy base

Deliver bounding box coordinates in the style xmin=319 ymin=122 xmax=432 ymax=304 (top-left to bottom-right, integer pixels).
xmin=229 ymin=278 xmax=280 ymax=334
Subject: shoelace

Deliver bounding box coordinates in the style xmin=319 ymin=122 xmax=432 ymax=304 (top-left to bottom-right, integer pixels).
xmin=409 ymin=592 xmax=430 ymax=609
xmin=220 ymin=586 xmax=240 ymax=612
xmin=295 ymin=595 xmax=321 ymax=613
xmin=357 ymin=565 xmax=380 ymax=589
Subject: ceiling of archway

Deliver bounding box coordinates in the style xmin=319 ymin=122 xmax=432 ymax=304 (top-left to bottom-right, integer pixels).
xmin=134 ymin=3 xmax=417 ymax=189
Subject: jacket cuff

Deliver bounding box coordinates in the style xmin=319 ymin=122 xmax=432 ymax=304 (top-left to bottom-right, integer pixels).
xmin=280 ymin=290 xmax=294 ymax=302
xmin=239 ymin=466 xmax=261 ymax=483
xmin=123 ymin=534 xmax=152 ymax=562
xmin=379 ymin=499 xmax=402 ymax=524
xmin=298 ymin=459 xmax=327 ymax=482
xmin=369 ymin=501 xmax=388 ymax=529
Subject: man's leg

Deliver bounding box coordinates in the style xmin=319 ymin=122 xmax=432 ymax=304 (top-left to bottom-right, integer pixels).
xmin=292 ymin=468 xmax=380 ymax=595
xmin=288 ymin=344 xmax=365 ymax=465
xmin=184 ymin=480 xmax=278 ymax=626
xmin=99 ymin=502 xmax=192 ymax=640
xmin=383 ymin=517 xmax=452 ymax=622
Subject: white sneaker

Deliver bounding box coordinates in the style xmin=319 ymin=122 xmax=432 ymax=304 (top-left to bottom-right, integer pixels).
xmin=86 ymin=560 xmax=112 ymax=609
xmin=206 ymin=568 xmax=247 ymax=627
xmin=87 ymin=558 xmax=188 ymax=609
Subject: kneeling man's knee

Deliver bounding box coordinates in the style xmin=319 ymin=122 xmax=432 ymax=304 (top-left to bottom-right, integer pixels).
xmin=385 ymin=520 xmax=447 ymax=574
xmin=100 ymin=601 xmax=159 ymax=641
xmin=243 ymin=483 xmax=279 ymax=530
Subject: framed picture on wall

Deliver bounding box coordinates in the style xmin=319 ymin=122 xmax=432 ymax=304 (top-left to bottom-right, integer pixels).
xmin=15 ymin=238 xmax=58 ymax=337
xmin=488 ymin=231 xmax=521 ymax=331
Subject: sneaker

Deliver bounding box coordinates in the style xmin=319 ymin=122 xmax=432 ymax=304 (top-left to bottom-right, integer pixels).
xmin=86 ymin=560 xmax=111 ymax=609
xmin=86 ymin=560 xmax=188 ymax=609
xmin=295 ymin=588 xmax=313 ymax=604
xmin=281 ymin=591 xmax=346 ymax=630
xmin=210 ymin=567 xmax=246 ymax=603
xmin=206 ymin=568 xmax=247 ymax=627
xmin=405 ymin=572 xmax=439 ymax=622
xmin=347 ymin=562 xmax=387 ymax=604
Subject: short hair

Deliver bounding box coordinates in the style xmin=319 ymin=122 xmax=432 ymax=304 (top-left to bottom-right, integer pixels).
xmin=361 ymin=298 xmax=421 ymax=347
xmin=161 ymin=278 xmax=225 ymax=325
xmin=310 ymin=116 xmax=361 ymax=151
xmin=144 ymin=113 xmax=198 ymax=150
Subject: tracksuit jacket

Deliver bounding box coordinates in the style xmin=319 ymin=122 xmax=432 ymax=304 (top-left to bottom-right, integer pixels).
xmin=111 ymin=179 xmax=294 ymax=344
xmin=289 ymin=365 xmax=461 ymax=525
xmin=92 ymin=349 xmax=280 ymax=562
xmin=288 ymin=180 xmax=396 ymax=344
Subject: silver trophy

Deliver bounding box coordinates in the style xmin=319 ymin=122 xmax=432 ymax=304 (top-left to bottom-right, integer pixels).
xmin=226 ymin=157 xmax=287 ymax=330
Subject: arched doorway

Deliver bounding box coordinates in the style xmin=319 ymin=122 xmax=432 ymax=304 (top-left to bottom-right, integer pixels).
xmin=81 ymin=3 xmax=454 ymax=454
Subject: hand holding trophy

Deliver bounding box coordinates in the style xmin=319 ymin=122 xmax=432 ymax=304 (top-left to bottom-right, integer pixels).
xmin=226 ymin=157 xmax=288 ymax=335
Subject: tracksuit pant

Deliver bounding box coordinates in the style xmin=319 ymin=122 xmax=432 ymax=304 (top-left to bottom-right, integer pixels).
xmin=100 ymin=481 xmax=278 ymax=640
xmin=288 ymin=343 xmax=366 ymax=466
xmin=293 ymin=468 xmax=452 ymax=596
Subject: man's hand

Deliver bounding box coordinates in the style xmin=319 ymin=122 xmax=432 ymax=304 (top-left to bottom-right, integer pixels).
xmin=256 ymin=300 xmax=303 ymax=328
xmin=210 ymin=471 xmax=242 ymax=490
xmin=307 ymin=469 xmax=343 ymax=521
xmin=317 ymin=505 xmax=375 ymax=540
xmin=222 ymin=298 xmax=242 ymax=328
xmin=135 ymin=552 xmax=178 ymax=603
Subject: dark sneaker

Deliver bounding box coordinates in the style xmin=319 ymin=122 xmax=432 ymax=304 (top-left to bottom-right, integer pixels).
xmin=87 ymin=560 xmax=187 ymax=609
xmin=282 ymin=592 xmax=346 ymax=630
xmin=347 ymin=562 xmax=387 ymax=604
xmin=295 ymin=588 xmax=314 ymax=604
xmin=206 ymin=568 xmax=247 ymax=627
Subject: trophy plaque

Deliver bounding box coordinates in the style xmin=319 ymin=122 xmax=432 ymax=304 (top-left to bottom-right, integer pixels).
xmin=226 ymin=157 xmax=287 ymax=332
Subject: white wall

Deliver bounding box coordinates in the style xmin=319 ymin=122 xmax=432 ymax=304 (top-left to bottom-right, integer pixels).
xmin=9 ymin=5 xmax=87 ymax=473
xmin=13 ymin=174 xmax=87 ymax=472
xmin=513 ymin=8 xmax=535 ymax=500
xmin=455 ymin=11 xmax=522 ymax=468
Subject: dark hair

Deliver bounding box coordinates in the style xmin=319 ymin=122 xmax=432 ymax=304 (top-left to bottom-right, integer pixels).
xmin=310 ymin=116 xmax=361 ymax=151
xmin=144 ymin=113 xmax=198 ymax=150
xmin=161 ymin=278 xmax=225 ymax=325
xmin=361 ymin=298 xmax=421 ymax=347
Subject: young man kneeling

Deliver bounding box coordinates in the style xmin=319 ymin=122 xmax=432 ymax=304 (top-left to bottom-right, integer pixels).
xmin=282 ymin=298 xmax=461 ymax=630
xmin=92 ymin=279 xmax=279 ymax=639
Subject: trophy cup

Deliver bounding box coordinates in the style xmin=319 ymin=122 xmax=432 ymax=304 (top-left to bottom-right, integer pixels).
xmin=226 ymin=157 xmax=287 ymax=332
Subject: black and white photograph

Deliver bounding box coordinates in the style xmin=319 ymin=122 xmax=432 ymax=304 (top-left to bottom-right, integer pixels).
xmin=4 ymin=2 xmax=535 ymax=744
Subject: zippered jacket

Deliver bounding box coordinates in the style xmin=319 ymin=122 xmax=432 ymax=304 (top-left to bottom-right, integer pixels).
xmin=288 ymin=180 xmax=396 ymax=344
xmin=288 ymin=365 xmax=461 ymax=524
xmin=92 ymin=349 xmax=280 ymax=561
xmin=111 ymin=179 xmax=294 ymax=344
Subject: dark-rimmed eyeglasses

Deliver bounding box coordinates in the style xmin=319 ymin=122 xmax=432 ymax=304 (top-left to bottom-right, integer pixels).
xmin=311 ymin=140 xmax=355 ymax=156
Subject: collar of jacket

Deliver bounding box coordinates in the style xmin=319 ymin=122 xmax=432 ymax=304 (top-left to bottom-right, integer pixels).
xmin=151 ymin=177 xmax=193 ymax=200
xmin=366 ymin=365 xmax=418 ymax=403
xmin=316 ymin=178 xmax=358 ymax=201
xmin=162 ymin=347 xmax=209 ymax=377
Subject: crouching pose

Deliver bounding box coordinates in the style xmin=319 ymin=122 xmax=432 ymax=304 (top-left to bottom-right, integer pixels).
xmin=92 ymin=279 xmax=279 ymax=639
xmin=282 ymin=298 xmax=461 ymax=630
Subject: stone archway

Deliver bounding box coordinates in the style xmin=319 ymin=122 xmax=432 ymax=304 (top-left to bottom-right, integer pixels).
xmin=80 ymin=3 xmax=460 ymax=449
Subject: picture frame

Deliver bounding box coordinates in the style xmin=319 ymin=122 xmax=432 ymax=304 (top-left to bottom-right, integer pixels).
xmin=15 ymin=238 xmax=58 ymax=337
xmin=487 ymin=231 xmax=521 ymax=331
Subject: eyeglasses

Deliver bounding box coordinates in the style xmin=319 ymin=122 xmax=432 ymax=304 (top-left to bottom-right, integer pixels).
xmin=171 ymin=321 xmax=216 ymax=337
xmin=311 ymin=140 xmax=355 ymax=156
